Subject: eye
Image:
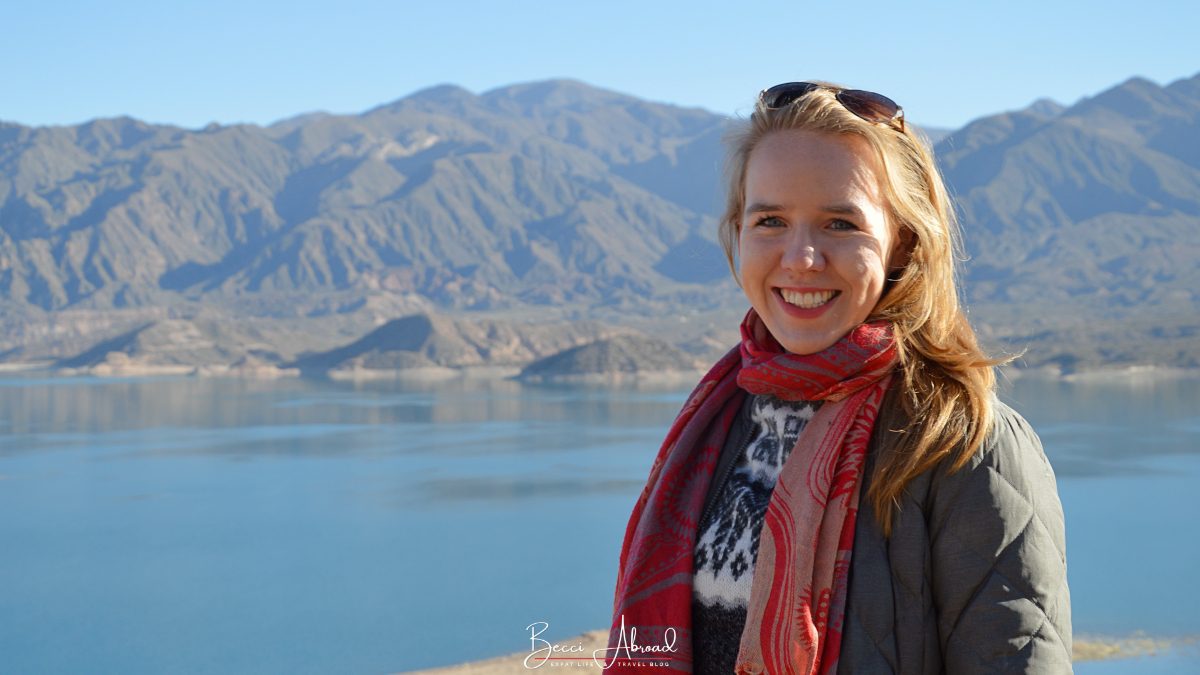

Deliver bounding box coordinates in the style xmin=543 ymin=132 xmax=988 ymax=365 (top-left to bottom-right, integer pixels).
xmin=751 ymin=215 xmax=786 ymax=229
xmin=828 ymin=218 xmax=859 ymax=231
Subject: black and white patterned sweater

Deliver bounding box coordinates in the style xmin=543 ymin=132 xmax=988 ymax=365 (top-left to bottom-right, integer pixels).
xmin=691 ymin=393 xmax=821 ymax=675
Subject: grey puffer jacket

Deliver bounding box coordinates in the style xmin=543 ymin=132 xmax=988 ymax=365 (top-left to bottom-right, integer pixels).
xmin=837 ymin=392 xmax=1072 ymax=674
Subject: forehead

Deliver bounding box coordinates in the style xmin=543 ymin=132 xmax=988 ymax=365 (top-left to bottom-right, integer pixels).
xmin=744 ymin=129 xmax=886 ymax=207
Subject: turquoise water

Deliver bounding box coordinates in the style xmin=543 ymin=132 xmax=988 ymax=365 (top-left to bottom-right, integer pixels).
xmin=0 ymin=373 xmax=1196 ymax=673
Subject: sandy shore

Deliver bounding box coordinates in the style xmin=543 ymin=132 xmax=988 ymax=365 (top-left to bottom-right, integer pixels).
xmin=401 ymin=630 xmax=1197 ymax=673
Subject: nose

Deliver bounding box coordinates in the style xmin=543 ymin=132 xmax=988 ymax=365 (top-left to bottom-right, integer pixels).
xmin=780 ymin=228 xmax=825 ymax=272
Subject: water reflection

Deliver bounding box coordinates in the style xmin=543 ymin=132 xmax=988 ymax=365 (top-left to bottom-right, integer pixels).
xmin=0 ymin=373 xmax=690 ymax=453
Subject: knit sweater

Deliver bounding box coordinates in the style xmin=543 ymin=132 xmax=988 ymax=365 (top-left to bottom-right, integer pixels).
xmin=691 ymin=393 xmax=821 ymax=675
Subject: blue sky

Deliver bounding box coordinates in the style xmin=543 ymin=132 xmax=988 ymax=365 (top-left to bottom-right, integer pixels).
xmin=5 ymin=0 xmax=1197 ymax=131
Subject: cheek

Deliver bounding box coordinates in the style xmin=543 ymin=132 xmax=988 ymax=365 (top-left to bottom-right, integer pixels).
xmin=848 ymin=249 xmax=888 ymax=293
xmin=737 ymin=235 xmax=768 ymax=277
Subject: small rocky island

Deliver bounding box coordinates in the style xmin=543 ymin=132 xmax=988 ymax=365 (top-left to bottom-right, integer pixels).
xmin=286 ymin=312 xmax=628 ymax=379
xmin=517 ymin=334 xmax=702 ymax=383
xmin=40 ymin=309 xmax=719 ymax=381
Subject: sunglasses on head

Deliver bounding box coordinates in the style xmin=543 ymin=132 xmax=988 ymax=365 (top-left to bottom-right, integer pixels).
xmin=758 ymin=82 xmax=905 ymax=133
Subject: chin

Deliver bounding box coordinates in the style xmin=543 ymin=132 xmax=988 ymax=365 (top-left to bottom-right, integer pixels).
xmin=769 ymin=327 xmax=838 ymax=356
xmin=780 ymin=340 xmax=833 ymax=356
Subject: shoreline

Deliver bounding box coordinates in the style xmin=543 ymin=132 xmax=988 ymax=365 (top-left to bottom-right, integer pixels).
xmin=0 ymin=362 xmax=1197 ymax=383
xmin=998 ymin=363 xmax=1200 ymax=383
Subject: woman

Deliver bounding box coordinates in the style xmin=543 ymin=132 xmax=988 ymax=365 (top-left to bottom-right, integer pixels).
xmin=603 ymin=83 xmax=1071 ymax=674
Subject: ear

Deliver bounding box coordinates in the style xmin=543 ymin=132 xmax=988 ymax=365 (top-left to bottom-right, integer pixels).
xmin=888 ymin=226 xmax=915 ymax=278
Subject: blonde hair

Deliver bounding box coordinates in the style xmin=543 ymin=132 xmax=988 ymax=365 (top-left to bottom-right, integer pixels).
xmin=720 ymin=84 xmax=1003 ymax=535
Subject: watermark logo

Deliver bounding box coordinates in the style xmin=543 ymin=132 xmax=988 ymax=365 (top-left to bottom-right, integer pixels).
xmin=523 ymin=621 xmax=592 ymax=669
xmin=523 ymin=616 xmax=679 ymax=669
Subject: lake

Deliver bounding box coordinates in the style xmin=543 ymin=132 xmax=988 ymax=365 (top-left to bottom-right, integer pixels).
xmin=0 ymin=372 xmax=1197 ymax=673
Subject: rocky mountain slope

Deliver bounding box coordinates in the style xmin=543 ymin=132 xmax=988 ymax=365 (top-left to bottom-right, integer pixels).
xmin=936 ymin=75 xmax=1200 ymax=370
xmin=0 ymin=80 xmax=731 ymax=315
xmin=941 ymin=76 xmax=1200 ymax=308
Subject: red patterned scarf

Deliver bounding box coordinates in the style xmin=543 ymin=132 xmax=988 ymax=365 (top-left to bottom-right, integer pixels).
xmin=602 ymin=310 xmax=896 ymax=674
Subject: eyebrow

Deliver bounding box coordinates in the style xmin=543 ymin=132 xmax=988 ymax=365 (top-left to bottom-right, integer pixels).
xmin=744 ymin=202 xmax=783 ymax=216
xmin=822 ymin=203 xmax=865 ymax=217
xmin=743 ymin=202 xmax=865 ymax=217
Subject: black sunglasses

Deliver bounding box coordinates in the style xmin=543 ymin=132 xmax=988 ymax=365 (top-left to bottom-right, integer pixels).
xmin=759 ymin=82 xmax=905 ymax=132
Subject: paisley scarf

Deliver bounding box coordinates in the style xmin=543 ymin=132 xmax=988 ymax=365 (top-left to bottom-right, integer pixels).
xmin=602 ymin=309 xmax=896 ymax=674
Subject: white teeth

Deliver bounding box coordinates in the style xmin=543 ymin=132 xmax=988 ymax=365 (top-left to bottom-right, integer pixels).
xmin=780 ymin=289 xmax=836 ymax=308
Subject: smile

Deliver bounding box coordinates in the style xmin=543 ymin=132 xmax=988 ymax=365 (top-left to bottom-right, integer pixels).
xmin=779 ymin=288 xmax=839 ymax=309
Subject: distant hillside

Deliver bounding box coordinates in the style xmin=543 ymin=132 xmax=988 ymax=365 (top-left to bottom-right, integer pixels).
xmin=0 ymin=79 xmax=732 ymax=315
xmin=518 ymin=334 xmax=700 ymax=382
xmin=287 ymin=312 xmax=621 ymax=375
xmin=939 ymin=76 xmax=1200 ymax=307
xmin=53 ymin=317 xmax=295 ymax=376
xmin=935 ymin=74 xmax=1200 ymax=370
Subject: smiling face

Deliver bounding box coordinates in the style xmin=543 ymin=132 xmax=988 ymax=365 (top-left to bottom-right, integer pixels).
xmin=738 ymin=129 xmax=900 ymax=355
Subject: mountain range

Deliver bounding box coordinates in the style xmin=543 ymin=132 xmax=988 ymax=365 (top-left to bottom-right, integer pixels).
xmin=0 ymin=80 xmax=730 ymax=313
xmin=1 ymin=73 xmax=1197 ymax=374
